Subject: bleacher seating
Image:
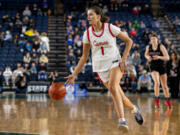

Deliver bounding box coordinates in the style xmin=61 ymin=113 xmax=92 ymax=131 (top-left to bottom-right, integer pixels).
xmin=0 ymin=10 xmax=48 ymax=71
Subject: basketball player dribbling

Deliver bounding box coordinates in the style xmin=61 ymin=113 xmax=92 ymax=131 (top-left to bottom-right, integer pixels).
xmin=145 ymin=35 xmax=172 ymax=109
xmin=65 ymin=6 xmax=143 ymax=130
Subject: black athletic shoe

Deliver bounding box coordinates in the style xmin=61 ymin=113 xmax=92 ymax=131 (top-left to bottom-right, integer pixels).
xmin=132 ymin=105 xmax=144 ymax=125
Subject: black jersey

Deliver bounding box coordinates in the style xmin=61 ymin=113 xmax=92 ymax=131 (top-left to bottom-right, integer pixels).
xmin=148 ymin=44 xmax=164 ymax=66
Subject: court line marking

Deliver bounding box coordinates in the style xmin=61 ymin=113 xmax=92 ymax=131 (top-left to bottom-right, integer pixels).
xmin=0 ymin=131 xmax=39 ymax=135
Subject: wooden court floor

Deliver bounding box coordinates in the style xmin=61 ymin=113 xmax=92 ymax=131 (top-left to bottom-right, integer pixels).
xmin=0 ymin=93 xmax=179 ymax=135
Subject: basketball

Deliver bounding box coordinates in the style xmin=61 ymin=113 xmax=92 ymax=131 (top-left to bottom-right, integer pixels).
xmin=48 ymin=82 xmax=66 ymax=100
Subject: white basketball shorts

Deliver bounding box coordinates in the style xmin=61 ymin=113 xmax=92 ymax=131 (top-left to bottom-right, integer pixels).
xmin=96 ymin=60 xmax=120 ymax=83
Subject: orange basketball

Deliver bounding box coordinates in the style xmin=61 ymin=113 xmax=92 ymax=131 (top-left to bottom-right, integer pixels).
xmin=48 ymin=82 xmax=66 ymax=100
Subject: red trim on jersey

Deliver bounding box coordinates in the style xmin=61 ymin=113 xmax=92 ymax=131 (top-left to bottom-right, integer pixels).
xmin=87 ymin=28 xmax=90 ymax=42
xmin=108 ymin=23 xmax=115 ymax=37
xmin=96 ymin=73 xmax=103 ymax=83
xmin=101 ymin=47 xmax=104 ymax=55
xmin=92 ymin=23 xmax=105 ymax=37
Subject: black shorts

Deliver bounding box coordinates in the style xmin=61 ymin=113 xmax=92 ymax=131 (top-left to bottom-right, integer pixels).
xmin=150 ymin=65 xmax=166 ymax=75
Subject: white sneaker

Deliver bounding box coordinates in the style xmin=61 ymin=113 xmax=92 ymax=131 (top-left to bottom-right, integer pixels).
xmin=118 ymin=120 xmax=129 ymax=132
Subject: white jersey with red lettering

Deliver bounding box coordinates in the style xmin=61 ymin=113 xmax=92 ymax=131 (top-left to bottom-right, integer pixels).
xmin=83 ymin=23 xmax=121 ymax=72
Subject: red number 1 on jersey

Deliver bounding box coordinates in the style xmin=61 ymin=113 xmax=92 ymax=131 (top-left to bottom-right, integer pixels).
xmin=101 ymin=47 xmax=104 ymax=55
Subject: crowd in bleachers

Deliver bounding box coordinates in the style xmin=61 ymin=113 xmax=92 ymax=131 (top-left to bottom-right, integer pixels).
xmin=0 ymin=0 xmax=51 ymax=89
xmin=65 ymin=0 xmax=180 ymax=97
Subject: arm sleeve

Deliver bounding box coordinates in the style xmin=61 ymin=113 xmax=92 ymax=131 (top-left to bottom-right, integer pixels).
xmin=82 ymin=30 xmax=90 ymax=44
xmin=110 ymin=24 xmax=121 ymax=36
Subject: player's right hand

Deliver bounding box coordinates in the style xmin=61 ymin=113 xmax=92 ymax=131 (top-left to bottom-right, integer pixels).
xmin=64 ymin=74 xmax=76 ymax=87
xmin=147 ymin=56 xmax=152 ymax=62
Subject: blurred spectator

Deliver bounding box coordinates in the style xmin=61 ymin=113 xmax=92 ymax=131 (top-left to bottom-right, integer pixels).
xmin=3 ymin=66 xmax=12 ymax=86
xmin=23 ymin=53 xmax=31 ymax=64
xmin=29 ymin=19 xmax=35 ymax=28
xmin=127 ymin=21 xmax=132 ymax=31
xmin=33 ymin=40 xmax=40 ymax=52
xmin=23 ymin=6 xmax=31 ymax=16
xmin=40 ymin=42 xmax=48 ymax=53
xmin=67 ymin=26 xmax=74 ymax=36
xmin=39 ymin=53 xmax=49 ymax=64
xmin=13 ymin=34 xmax=19 ymax=46
xmin=16 ymin=62 xmax=22 ymax=69
xmin=25 ymin=42 xmax=32 ymax=52
xmin=132 ymin=20 xmax=140 ymax=29
xmin=22 ymin=25 xmax=27 ymax=34
xmin=23 ymin=63 xmax=30 ymax=80
xmin=23 ymin=15 xmax=29 ymax=25
xmin=126 ymin=64 xmax=137 ymax=79
xmin=143 ymin=4 xmax=150 ymax=14
xmin=32 ymin=4 xmax=38 ymax=16
xmin=129 ymin=28 xmax=137 ymax=37
xmin=132 ymin=43 xmax=140 ymax=51
xmin=4 ymin=31 xmax=12 ymax=41
xmin=152 ymin=19 xmax=160 ymax=28
xmin=102 ymin=5 xmax=108 ymax=14
xmin=42 ymin=0 xmax=48 ymax=16
xmin=48 ymin=71 xmax=60 ymax=82
xmin=37 ymin=8 xmax=43 ymax=16
xmin=114 ymin=20 xmax=120 ymax=27
xmin=31 ymin=53 xmax=39 ymax=64
xmin=68 ymin=52 xmax=76 ymax=64
xmin=67 ymin=35 xmax=74 ymax=45
xmin=164 ymin=38 xmax=176 ymax=54
xmin=16 ymin=75 xmax=27 ymax=91
xmin=38 ymin=62 xmax=47 ymax=71
xmin=132 ymin=5 xmax=141 ymax=15
xmin=48 ymin=72 xmax=55 ymax=82
xmin=12 ymin=67 xmax=23 ymax=87
xmin=126 ymin=54 xmax=133 ymax=65
xmin=75 ymin=49 xmax=82 ymax=63
xmin=15 ymin=19 xmax=23 ymax=33
xmin=137 ymin=70 xmax=151 ymax=92
xmin=167 ymin=52 xmax=180 ymax=98
xmin=173 ymin=16 xmax=180 ymax=26
xmin=30 ymin=62 xmax=37 ymax=81
xmin=38 ymin=70 xmax=47 ymax=81
xmin=132 ymin=50 xmax=141 ymax=66
xmin=140 ymin=21 xmax=146 ymax=29
xmin=40 ymin=32 xmax=50 ymax=52
xmin=143 ymin=28 xmax=150 ymax=44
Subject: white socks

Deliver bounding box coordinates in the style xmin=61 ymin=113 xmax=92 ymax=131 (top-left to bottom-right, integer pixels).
xmin=131 ymin=105 xmax=138 ymax=113
xmin=119 ymin=118 xmax=126 ymax=123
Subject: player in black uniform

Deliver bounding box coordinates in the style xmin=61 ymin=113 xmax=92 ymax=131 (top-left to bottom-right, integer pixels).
xmin=145 ymin=35 xmax=171 ymax=109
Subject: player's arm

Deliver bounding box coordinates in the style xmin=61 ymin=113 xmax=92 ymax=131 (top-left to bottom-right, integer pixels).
xmin=72 ymin=43 xmax=91 ymax=76
xmin=159 ymin=45 xmax=170 ymax=61
xmin=117 ymin=32 xmax=133 ymax=61
xmin=145 ymin=45 xmax=151 ymax=60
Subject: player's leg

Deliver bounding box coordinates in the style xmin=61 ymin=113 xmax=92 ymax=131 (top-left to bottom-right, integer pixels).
xmin=108 ymin=66 xmax=128 ymax=130
xmin=103 ymin=74 xmax=144 ymax=125
xmin=160 ymin=74 xmax=171 ymax=109
xmin=103 ymin=79 xmax=134 ymax=110
xmin=151 ymin=71 xmax=160 ymax=108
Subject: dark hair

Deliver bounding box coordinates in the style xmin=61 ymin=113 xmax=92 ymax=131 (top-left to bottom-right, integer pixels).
xmin=151 ymin=34 xmax=158 ymax=38
xmin=170 ymin=52 xmax=179 ymax=63
xmin=89 ymin=6 xmax=110 ymax=23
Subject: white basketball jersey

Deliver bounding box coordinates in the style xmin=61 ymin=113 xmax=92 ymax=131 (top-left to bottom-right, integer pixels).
xmin=83 ymin=23 xmax=121 ymax=72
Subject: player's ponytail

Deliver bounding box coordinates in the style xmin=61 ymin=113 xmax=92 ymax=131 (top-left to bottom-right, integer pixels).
xmin=89 ymin=6 xmax=110 ymax=23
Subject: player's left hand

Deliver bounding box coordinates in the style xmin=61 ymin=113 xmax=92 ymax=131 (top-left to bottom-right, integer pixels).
xmin=119 ymin=59 xmax=126 ymax=73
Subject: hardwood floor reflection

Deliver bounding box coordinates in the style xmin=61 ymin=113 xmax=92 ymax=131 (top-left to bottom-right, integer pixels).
xmin=0 ymin=93 xmax=179 ymax=135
